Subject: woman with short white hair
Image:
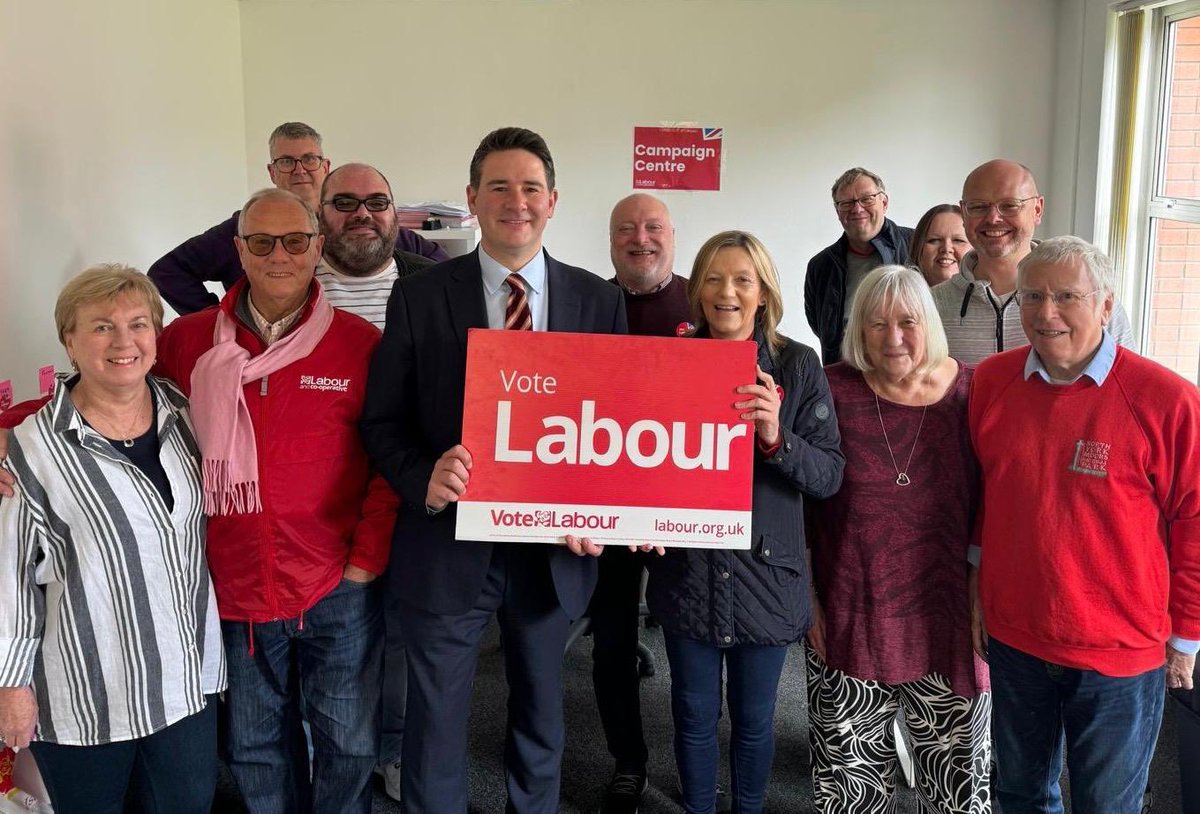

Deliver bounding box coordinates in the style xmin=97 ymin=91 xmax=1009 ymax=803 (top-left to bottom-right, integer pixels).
xmin=806 ymin=264 xmax=991 ymax=813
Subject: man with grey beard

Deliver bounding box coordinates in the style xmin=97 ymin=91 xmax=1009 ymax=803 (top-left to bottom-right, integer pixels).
xmin=317 ymin=162 xmax=435 ymax=330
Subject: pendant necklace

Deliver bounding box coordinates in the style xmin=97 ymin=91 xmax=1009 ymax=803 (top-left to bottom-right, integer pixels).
xmin=874 ymin=390 xmax=927 ymax=487
xmin=91 ymin=394 xmax=147 ymax=448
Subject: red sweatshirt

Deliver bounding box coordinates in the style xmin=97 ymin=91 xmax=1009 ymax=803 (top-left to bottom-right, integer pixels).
xmin=970 ymin=346 xmax=1200 ymax=676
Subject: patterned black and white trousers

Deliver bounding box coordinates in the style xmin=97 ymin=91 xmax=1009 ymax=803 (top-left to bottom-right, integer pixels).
xmin=805 ymin=647 xmax=992 ymax=814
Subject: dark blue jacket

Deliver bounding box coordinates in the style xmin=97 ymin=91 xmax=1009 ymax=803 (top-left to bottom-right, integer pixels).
xmin=646 ymin=330 xmax=844 ymax=647
xmin=803 ymin=218 xmax=913 ymax=365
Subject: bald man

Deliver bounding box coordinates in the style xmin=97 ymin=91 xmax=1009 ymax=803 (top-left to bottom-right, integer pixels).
xmin=591 ymin=194 xmax=693 ymax=813
xmin=317 ymin=163 xmax=435 ymax=331
xmin=931 ymin=159 xmax=1134 ymax=363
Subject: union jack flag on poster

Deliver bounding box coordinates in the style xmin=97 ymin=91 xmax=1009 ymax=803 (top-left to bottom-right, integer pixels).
xmin=632 ymin=126 xmax=723 ymax=191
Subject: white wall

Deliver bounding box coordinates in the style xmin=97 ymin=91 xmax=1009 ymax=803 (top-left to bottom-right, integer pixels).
xmin=1049 ymin=0 xmax=1114 ymax=242
xmin=0 ymin=0 xmax=247 ymax=400
xmin=239 ymin=0 xmax=1059 ymax=347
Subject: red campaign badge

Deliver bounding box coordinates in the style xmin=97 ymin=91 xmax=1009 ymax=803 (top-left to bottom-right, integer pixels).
xmin=675 ymin=322 xmax=694 ymax=337
xmin=775 ymin=385 xmax=785 ymax=402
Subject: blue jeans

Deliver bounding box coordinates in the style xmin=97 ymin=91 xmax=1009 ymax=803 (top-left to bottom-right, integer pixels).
xmin=663 ymin=634 xmax=789 ymax=814
xmin=30 ymin=695 xmax=218 ymax=814
xmin=221 ymin=578 xmax=383 ymax=814
xmin=989 ymin=637 xmax=1164 ymax=814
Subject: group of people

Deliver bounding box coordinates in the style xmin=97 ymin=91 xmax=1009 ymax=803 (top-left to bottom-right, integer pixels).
xmin=0 ymin=120 xmax=1194 ymax=814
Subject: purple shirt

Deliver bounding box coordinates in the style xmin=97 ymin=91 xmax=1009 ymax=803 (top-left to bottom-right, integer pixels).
xmin=811 ymin=361 xmax=988 ymax=698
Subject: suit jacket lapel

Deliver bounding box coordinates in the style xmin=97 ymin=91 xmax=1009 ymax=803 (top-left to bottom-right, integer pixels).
xmin=545 ymin=251 xmax=580 ymax=333
xmin=445 ymin=250 xmax=489 ymax=353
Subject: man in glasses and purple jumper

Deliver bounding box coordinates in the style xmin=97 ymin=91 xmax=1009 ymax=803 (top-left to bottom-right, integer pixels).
xmin=148 ymin=122 xmax=447 ymax=316
xmin=931 ymin=159 xmax=1133 ymax=363
xmin=151 ymin=186 xmax=397 ymax=812
xmin=804 ymin=167 xmax=914 ymax=364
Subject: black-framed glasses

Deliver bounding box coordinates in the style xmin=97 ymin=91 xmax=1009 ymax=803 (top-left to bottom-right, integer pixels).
xmin=322 ymin=194 xmax=394 ymax=213
xmin=834 ymin=191 xmax=885 ymax=212
xmin=270 ymin=154 xmax=325 ymax=173
xmin=1015 ymin=289 xmax=1101 ymax=309
xmin=240 ymin=232 xmax=316 ymax=256
xmin=961 ymin=197 xmax=1039 ymax=218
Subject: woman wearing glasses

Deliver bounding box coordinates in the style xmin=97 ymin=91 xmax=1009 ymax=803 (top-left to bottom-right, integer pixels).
xmin=806 ymin=265 xmax=990 ymax=814
xmin=0 ymin=265 xmax=226 ymax=813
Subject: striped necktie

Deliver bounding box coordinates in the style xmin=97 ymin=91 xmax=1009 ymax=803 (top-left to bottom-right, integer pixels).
xmin=505 ymin=273 xmax=532 ymax=331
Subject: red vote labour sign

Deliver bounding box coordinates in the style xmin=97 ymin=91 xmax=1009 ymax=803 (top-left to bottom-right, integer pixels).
xmin=456 ymin=330 xmax=755 ymax=549
xmin=633 ymin=126 xmax=723 ymax=191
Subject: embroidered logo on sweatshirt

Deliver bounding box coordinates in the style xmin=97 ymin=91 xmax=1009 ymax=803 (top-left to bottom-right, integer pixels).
xmin=299 ymin=374 xmax=350 ymax=393
xmin=1068 ymin=439 xmax=1110 ymax=478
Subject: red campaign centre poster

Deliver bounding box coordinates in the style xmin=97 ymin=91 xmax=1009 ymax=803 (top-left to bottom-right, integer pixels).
xmin=456 ymin=329 xmax=755 ymax=549
xmin=633 ymin=126 xmax=723 ymax=191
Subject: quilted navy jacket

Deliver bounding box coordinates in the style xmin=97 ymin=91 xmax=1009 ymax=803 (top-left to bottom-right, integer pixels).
xmin=646 ymin=331 xmax=844 ymax=647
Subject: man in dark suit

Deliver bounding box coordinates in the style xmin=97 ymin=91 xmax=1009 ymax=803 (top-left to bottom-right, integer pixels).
xmin=360 ymin=127 xmax=627 ymax=814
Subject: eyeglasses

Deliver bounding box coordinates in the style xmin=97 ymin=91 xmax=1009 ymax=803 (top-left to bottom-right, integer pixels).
xmin=961 ymin=197 xmax=1039 ymax=218
xmin=270 ymin=154 xmax=325 ymax=173
xmin=322 ymin=194 xmax=393 ymax=213
xmin=834 ymin=191 xmax=885 ymax=212
xmin=240 ymin=232 xmax=316 ymax=256
xmin=1015 ymin=289 xmax=1102 ymax=309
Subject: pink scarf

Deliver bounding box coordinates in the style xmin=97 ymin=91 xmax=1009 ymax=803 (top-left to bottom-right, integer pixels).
xmin=190 ymin=285 xmax=334 ymax=515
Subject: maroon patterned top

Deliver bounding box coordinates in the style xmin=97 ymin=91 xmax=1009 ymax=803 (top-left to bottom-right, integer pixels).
xmin=811 ymin=362 xmax=988 ymax=697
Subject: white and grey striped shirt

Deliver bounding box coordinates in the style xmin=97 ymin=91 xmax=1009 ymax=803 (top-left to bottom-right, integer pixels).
xmin=316 ymin=258 xmax=399 ymax=330
xmin=0 ymin=376 xmax=226 ymax=746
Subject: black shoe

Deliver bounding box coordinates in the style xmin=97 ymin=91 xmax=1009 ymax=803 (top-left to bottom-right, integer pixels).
xmin=599 ymin=771 xmax=648 ymax=814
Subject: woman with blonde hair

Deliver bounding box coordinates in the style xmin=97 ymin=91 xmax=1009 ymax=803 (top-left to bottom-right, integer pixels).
xmin=0 ymin=265 xmax=224 ymax=814
xmin=646 ymin=231 xmax=844 ymax=813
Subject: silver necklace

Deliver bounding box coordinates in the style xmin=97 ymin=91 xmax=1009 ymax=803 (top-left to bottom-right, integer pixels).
xmin=874 ymin=390 xmax=927 ymax=487
xmin=90 ymin=393 xmax=148 ymax=448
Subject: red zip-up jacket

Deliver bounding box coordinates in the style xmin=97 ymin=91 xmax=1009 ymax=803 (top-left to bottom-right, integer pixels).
xmin=154 ymin=279 xmax=397 ymax=622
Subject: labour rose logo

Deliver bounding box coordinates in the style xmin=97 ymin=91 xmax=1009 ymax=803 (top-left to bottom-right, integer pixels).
xmin=535 ymin=510 xmax=553 ymax=526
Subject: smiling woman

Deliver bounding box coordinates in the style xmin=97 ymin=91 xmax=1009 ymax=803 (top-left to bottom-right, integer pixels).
xmin=648 ymin=229 xmax=845 ymax=814
xmin=908 ymin=204 xmax=970 ymax=286
xmin=807 ymin=265 xmax=990 ymax=814
xmin=0 ymin=264 xmax=226 ymax=814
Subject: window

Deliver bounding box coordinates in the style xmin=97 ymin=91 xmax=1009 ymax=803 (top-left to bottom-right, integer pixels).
xmin=1106 ymin=1 xmax=1200 ymax=383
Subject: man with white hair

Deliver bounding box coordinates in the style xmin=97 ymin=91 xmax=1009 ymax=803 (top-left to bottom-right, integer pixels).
xmin=969 ymin=236 xmax=1200 ymax=813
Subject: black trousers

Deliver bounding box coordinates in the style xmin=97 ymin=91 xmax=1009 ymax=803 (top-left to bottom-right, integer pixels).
xmin=588 ymin=545 xmax=650 ymax=774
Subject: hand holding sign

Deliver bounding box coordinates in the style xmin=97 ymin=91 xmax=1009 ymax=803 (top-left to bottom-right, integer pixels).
xmin=734 ymin=365 xmax=782 ymax=446
xmin=426 ymin=444 xmax=472 ymax=511
xmin=457 ymin=330 xmax=755 ymax=549
xmin=562 ymin=534 xmax=604 ymax=557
